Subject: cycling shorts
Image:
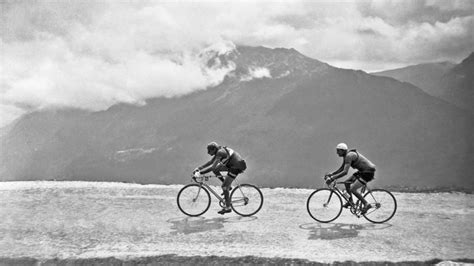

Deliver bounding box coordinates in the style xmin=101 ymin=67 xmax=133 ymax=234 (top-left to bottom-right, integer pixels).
xmin=227 ymin=160 xmax=247 ymax=178
xmin=354 ymin=171 xmax=375 ymax=184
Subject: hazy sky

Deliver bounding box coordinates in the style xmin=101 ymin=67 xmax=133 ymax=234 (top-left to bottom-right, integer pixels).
xmin=1 ymin=0 xmax=473 ymax=127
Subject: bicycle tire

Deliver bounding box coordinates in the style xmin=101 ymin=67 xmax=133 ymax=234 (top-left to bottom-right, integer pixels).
xmin=362 ymin=189 xmax=397 ymax=223
xmin=177 ymin=183 xmax=211 ymax=217
xmin=230 ymin=184 xmax=264 ymax=217
xmin=306 ymin=188 xmax=343 ymax=223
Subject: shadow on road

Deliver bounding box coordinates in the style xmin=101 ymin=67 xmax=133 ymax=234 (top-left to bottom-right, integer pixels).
xmin=299 ymin=222 xmax=392 ymax=240
xmin=167 ymin=216 xmax=258 ymax=235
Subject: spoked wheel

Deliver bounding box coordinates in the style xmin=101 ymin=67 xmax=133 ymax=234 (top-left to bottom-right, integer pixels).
xmin=230 ymin=184 xmax=264 ymax=217
xmin=307 ymin=188 xmax=343 ymax=223
xmin=177 ymin=184 xmax=211 ymax=217
xmin=362 ymin=189 xmax=397 ymax=223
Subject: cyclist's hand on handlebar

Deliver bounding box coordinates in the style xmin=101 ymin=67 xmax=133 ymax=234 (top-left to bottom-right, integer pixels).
xmin=193 ymin=171 xmax=201 ymax=178
xmin=193 ymin=168 xmax=200 ymax=173
xmin=325 ymin=176 xmax=334 ymax=185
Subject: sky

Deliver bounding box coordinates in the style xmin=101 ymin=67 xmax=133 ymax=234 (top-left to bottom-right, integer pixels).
xmin=1 ymin=0 xmax=473 ymax=127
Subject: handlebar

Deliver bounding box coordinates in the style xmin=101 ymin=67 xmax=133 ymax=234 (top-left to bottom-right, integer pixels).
xmin=328 ymin=181 xmax=337 ymax=189
xmin=323 ymin=176 xmax=337 ymax=189
xmin=191 ymin=175 xmax=215 ymax=183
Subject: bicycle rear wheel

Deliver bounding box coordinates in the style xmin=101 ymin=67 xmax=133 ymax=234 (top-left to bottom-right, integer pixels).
xmin=177 ymin=184 xmax=211 ymax=217
xmin=230 ymin=184 xmax=263 ymax=216
xmin=362 ymin=189 xmax=397 ymax=223
xmin=306 ymin=188 xmax=342 ymax=223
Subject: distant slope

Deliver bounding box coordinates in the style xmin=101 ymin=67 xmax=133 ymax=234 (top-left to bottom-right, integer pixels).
xmin=1 ymin=46 xmax=473 ymax=189
xmin=437 ymin=52 xmax=474 ymax=113
xmin=372 ymin=52 xmax=474 ymax=113
xmin=371 ymin=62 xmax=455 ymax=96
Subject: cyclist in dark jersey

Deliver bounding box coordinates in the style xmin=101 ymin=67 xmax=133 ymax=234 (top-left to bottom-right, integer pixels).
xmin=194 ymin=142 xmax=247 ymax=214
xmin=325 ymin=143 xmax=376 ymax=214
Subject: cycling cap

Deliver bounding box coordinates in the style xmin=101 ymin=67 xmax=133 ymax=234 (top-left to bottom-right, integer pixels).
xmin=336 ymin=143 xmax=348 ymax=150
xmin=207 ymin=142 xmax=219 ymax=151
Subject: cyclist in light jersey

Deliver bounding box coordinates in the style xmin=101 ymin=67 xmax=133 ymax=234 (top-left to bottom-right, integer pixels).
xmin=325 ymin=143 xmax=376 ymax=214
xmin=194 ymin=142 xmax=247 ymax=214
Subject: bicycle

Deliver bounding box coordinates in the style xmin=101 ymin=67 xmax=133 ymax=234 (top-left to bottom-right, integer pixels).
xmin=306 ymin=177 xmax=397 ymax=223
xmin=177 ymin=175 xmax=264 ymax=217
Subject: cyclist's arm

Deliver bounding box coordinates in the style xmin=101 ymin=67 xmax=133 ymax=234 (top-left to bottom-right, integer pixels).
xmin=330 ymin=163 xmax=350 ymax=180
xmin=197 ymin=160 xmax=213 ymax=171
xmin=199 ymin=155 xmax=224 ymax=174
xmin=330 ymin=164 xmax=344 ymax=176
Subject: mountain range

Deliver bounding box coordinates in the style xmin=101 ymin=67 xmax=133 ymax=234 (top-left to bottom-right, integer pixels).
xmin=1 ymin=46 xmax=473 ymax=190
xmin=372 ymin=52 xmax=474 ymax=113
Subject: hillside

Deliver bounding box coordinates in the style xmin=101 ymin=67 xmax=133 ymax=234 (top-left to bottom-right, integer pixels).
xmin=372 ymin=53 xmax=474 ymax=113
xmin=371 ymin=62 xmax=455 ymax=96
xmin=1 ymin=46 xmax=473 ymax=189
xmin=437 ymin=52 xmax=474 ymax=113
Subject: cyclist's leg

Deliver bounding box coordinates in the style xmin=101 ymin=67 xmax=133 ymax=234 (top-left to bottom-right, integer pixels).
xmin=221 ymin=161 xmax=246 ymax=210
xmin=222 ymin=170 xmax=238 ymax=207
xmin=350 ymin=179 xmax=367 ymax=206
xmin=213 ymin=164 xmax=228 ymax=183
xmin=351 ymin=172 xmax=374 ymax=212
xmin=344 ymin=175 xmax=357 ymax=201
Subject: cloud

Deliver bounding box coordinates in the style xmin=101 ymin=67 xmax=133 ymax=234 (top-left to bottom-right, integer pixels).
xmin=1 ymin=0 xmax=473 ymax=126
xmin=114 ymin=147 xmax=157 ymax=162
xmin=0 ymin=103 xmax=25 ymax=127
xmin=240 ymin=67 xmax=272 ymax=82
xmin=1 ymin=36 xmax=235 ymax=111
xmin=357 ymin=0 xmax=473 ymax=24
xmin=291 ymin=0 xmax=473 ymax=70
xmin=1 ymin=2 xmax=242 ymax=127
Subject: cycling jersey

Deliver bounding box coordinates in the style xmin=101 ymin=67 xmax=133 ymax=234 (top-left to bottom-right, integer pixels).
xmin=215 ymin=146 xmax=247 ymax=171
xmin=344 ymin=150 xmax=376 ymax=172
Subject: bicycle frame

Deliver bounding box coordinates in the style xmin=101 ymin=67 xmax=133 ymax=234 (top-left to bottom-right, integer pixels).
xmin=306 ymin=177 xmax=397 ymax=223
xmin=327 ymin=181 xmax=370 ymax=215
xmin=178 ymin=174 xmax=263 ymax=217
xmin=193 ymin=175 xmax=244 ymax=205
xmin=327 ymin=182 xmax=348 ymax=200
xmin=192 ymin=176 xmax=224 ymax=202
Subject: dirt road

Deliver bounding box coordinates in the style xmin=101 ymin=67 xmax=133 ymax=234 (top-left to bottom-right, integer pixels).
xmin=0 ymin=182 xmax=472 ymax=264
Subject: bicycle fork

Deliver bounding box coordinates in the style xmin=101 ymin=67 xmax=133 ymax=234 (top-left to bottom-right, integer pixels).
xmin=324 ymin=191 xmax=336 ymax=207
xmin=193 ymin=184 xmax=204 ymax=203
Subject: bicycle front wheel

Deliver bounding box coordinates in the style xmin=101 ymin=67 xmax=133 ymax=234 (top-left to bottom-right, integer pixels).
xmin=362 ymin=189 xmax=397 ymax=223
xmin=177 ymin=184 xmax=211 ymax=217
xmin=230 ymin=184 xmax=264 ymax=216
xmin=306 ymin=188 xmax=342 ymax=223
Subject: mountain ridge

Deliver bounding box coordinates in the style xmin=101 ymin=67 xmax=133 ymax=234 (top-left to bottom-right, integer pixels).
xmin=372 ymin=52 xmax=473 ymax=113
xmin=1 ymin=46 xmax=473 ymax=189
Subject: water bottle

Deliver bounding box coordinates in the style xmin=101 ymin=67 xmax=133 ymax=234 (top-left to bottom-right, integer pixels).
xmin=342 ymin=190 xmax=350 ymax=200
